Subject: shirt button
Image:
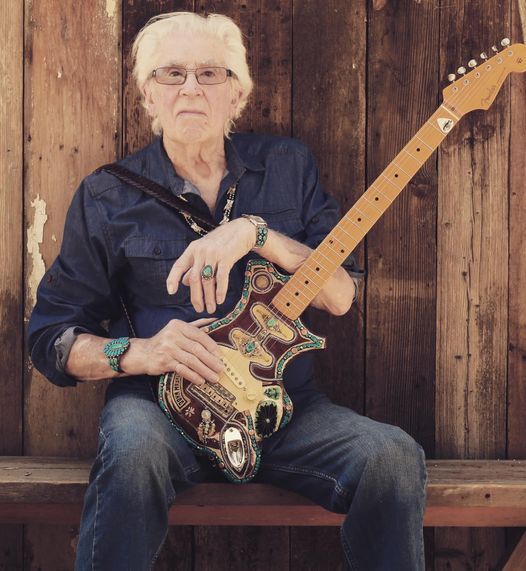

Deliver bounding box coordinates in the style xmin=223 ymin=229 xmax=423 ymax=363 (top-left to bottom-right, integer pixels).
xmin=153 ymin=247 xmax=161 ymax=256
xmin=312 ymin=216 xmax=319 ymax=224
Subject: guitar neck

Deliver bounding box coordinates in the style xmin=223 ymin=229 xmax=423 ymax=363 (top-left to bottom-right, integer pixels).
xmin=272 ymin=103 xmax=460 ymax=320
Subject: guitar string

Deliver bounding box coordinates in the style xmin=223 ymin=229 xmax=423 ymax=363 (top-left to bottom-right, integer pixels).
xmin=222 ymin=50 xmax=510 ymax=379
xmin=252 ymin=50 xmax=510 ymax=358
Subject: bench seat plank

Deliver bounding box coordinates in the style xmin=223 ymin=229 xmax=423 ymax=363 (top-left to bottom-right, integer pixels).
xmin=1 ymin=457 xmax=525 ymax=526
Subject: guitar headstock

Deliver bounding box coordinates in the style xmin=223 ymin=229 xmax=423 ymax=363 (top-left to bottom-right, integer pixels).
xmin=442 ymin=40 xmax=526 ymax=117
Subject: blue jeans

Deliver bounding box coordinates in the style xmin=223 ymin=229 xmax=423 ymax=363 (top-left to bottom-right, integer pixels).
xmin=75 ymin=379 xmax=427 ymax=570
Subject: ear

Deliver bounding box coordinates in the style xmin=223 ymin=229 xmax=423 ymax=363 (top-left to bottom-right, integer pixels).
xmin=230 ymin=88 xmax=243 ymax=117
xmin=142 ymin=83 xmax=157 ymax=117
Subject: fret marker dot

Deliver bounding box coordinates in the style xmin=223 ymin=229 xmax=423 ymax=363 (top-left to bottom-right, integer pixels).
xmin=375 ymin=197 xmax=379 ymax=201
xmin=286 ymin=302 xmax=290 ymax=307
xmin=416 ymin=148 xmax=421 ymax=152
xmin=395 ymin=174 xmax=399 ymax=178
xmin=294 ymin=292 xmax=299 ymax=296
xmin=357 ymin=218 xmax=362 ymax=222
xmin=315 ymin=267 xmax=320 ymax=272
xmin=340 ymin=249 xmax=345 ymax=253
xmin=304 ymin=280 xmax=309 ymax=284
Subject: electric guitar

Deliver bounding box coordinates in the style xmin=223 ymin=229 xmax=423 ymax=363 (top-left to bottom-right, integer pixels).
xmin=158 ymin=40 xmax=526 ymax=483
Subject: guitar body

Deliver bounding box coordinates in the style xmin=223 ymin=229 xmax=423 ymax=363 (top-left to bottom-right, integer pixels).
xmin=158 ymin=259 xmax=325 ymax=483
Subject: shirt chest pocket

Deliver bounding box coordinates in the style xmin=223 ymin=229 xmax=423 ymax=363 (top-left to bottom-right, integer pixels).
xmin=123 ymin=237 xmax=191 ymax=306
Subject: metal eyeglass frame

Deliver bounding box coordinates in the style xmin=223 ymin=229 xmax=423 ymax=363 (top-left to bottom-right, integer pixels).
xmin=151 ymin=66 xmax=234 ymax=85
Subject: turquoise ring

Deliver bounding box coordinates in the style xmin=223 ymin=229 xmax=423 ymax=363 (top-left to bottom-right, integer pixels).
xmin=201 ymin=264 xmax=215 ymax=280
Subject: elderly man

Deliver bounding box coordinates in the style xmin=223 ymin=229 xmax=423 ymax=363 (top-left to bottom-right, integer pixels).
xmin=28 ymin=11 xmax=426 ymax=571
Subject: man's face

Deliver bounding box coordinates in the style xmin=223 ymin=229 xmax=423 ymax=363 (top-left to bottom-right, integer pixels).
xmin=144 ymin=32 xmax=241 ymax=146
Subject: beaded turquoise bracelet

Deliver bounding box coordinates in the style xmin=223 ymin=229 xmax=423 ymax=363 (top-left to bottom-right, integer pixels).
xmin=103 ymin=337 xmax=130 ymax=373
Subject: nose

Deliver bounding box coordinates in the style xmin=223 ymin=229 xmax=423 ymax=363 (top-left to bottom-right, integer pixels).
xmin=179 ymin=71 xmax=202 ymax=95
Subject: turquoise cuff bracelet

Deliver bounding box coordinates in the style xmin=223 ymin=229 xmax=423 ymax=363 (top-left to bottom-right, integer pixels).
xmin=103 ymin=337 xmax=130 ymax=373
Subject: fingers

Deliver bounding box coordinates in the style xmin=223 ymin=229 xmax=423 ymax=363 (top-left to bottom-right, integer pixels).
xmin=149 ymin=320 xmax=223 ymax=385
xmin=215 ymin=261 xmax=231 ymax=306
xmin=190 ymin=317 xmax=217 ymax=328
xmin=167 ymin=248 xmax=193 ymax=295
xmin=201 ymin=267 xmax=217 ymax=314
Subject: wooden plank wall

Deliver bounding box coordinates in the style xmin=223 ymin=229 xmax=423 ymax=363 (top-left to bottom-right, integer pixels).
xmin=0 ymin=0 xmax=524 ymax=569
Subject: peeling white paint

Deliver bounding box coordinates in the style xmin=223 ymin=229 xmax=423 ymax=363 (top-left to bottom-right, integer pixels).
xmin=57 ymin=69 xmax=62 ymax=79
xmin=105 ymin=0 xmax=116 ymax=19
xmin=51 ymin=234 xmax=57 ymax=242
xmin=27 ymin=195 xmax=48 ymax=307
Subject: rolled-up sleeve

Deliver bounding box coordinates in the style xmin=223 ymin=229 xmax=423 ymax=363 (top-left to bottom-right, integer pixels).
xmin=298 ymin=147 xmax=366 ymax=290
xmin=28 ymin=179 xmax=121 ymax=387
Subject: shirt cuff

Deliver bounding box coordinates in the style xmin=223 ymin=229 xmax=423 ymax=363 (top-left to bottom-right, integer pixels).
xmin=54 ymin=326 xmax=91 ymax=374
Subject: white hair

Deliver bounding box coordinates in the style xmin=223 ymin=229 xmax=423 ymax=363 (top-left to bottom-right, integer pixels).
xmin=132 ymin=12 xmax=253 ymax=136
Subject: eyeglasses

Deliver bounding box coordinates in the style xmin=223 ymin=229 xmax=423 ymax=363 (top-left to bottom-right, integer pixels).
xmin=151 ymin=66 xmax=234 ymax=86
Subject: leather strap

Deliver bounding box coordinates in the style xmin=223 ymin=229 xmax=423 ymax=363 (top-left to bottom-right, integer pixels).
xmin=98 ymin=162 xmax=218 ymax=231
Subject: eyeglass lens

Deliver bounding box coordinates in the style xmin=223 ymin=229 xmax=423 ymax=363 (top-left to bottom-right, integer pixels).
xmin=154 ymin=67 xmax=228 ymax=85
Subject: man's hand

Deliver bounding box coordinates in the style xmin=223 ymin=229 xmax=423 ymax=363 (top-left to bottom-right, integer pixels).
xmin=166 ymin=218 xmax=255 ymax=313
xmin=121 ymin=318 xmax=223 ymax=385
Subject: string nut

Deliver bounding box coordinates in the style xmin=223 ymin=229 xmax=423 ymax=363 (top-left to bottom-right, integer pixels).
xmin=447 ymin=73 xmax=456 ymax=82
xmin=501 ymin=38 xmax=511 ymax=47
xmin=468 ymin=59 xmax=477 ymax=68
xmin=457 ymin=66 xmax=467 ymax=75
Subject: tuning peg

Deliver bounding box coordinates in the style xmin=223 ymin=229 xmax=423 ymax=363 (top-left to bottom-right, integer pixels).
xmin=480 ymin=52 xmax=488 ymax=60
xmin=468 ymin=59 xmax=477 ymax=68
xmin=501 ymin=38 xmax=511 ymax=47
xmin=457 ymin=66 xmax=467 ymax=75
xmin=448 ymin=73 xmax=456 ymax=82
xmin=491 ymin=45 xmax=499 ymax=53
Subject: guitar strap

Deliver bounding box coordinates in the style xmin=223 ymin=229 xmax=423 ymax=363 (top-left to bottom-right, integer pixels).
xmin=98 ymin=162 xmax=219 ymax=230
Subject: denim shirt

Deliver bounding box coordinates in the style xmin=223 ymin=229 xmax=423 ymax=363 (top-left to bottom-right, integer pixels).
xmin=28 ymin=134 xmax=364 ymax=396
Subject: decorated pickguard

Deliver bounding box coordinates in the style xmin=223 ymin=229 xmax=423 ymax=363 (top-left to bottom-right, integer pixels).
xmin=158 ymin=259 xmax=325 ymax=483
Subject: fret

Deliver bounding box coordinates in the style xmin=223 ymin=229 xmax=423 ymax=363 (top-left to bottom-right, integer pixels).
xmin=388 ymin=158 xmax=412 ymax=179
xmin=353 ymin=205 xmax=374 ymax=223
xmin=368 ymin=183 xmax=393 ymax=204
xmin=362 ymin=194 xmax=384 ymax=214
xmin=413 ymin=133 xmax=434 ymax=152
xmin=341 ymin=215 xmax=367 ymax=237
xmin=337 ymin=218 xmax=362 ymax=240
xmin=402 ymin=146 xmax=424 ymax=165
xmin=274 ymin=292 xmax=304 ymax=312
xmin=309 ymin=249 xmax=340 ymax=272
xmin=379 ymin=172 xmax=402 ymax=193
xmin=292 ymin=271 xmax=324 ymax=294
xmin=300 ymin=259 xmax=333 ymax=281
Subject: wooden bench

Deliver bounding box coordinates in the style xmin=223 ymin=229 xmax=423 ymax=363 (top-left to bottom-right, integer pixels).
xmin=1 ymin=457 xmax=526 ymax=569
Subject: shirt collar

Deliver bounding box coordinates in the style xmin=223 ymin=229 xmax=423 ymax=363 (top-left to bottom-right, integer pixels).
xmin=147 ymin=135 xmax=265 ymax=196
